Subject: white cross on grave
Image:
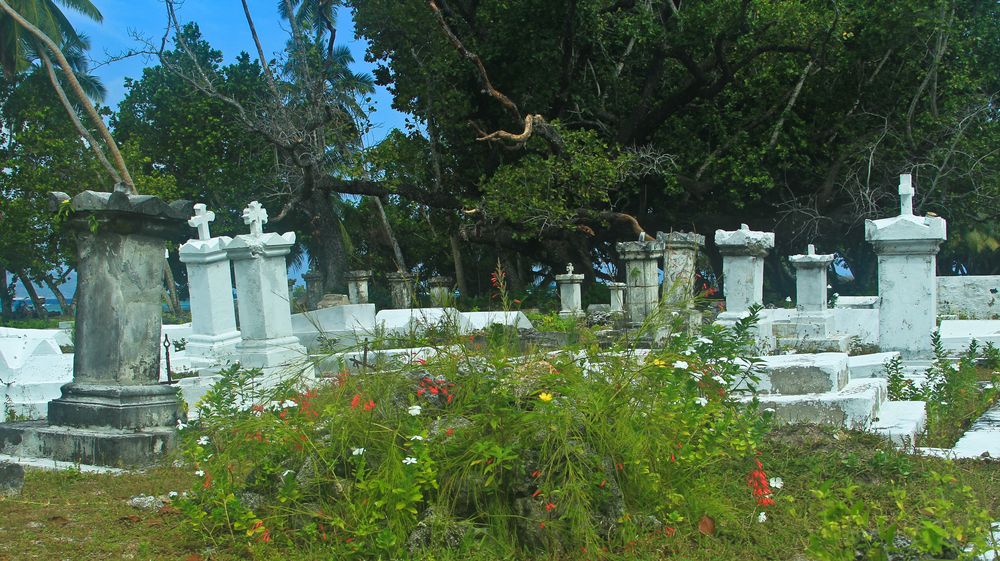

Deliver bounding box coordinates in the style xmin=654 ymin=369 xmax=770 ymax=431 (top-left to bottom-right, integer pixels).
xmin=242 ymin=201 xmax=268 ymax=237
xmin=188 ymin=203 xmax=215 ymax=240
xmin=899 ymin=174 xmax=914 ymax=216
xmin=807 ymin=243 xmax=816 ymax=255
xmin=566 ymin=263 xmax=574 ymax=275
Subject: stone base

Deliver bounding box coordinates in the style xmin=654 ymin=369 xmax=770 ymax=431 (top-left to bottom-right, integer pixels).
xmin=0 ymin=420 xmax=176 ymax=467
xmin=776 ymin=334 xmax=852 ymax=353
xmin=47 ymin=383 xmax=182 ymax=429
xmin=750 ymin=378 xmax=887 ymax=430
xmin=871 ymin=400 xmax=927 ymax=447
xmin=750 ymin=352 xmax=849 ymax=395
xmin=715 ymin=311 xmax=775 ymax=352
xmin=558 ymin=310 xmax=586 ymax=319
xmin=185 ymin=331 xmax=242 ymax=368
xmin=847 ymin=352 xmax=902 ymax=378
xmin=236 ymin=337 xmax=310 ymax=369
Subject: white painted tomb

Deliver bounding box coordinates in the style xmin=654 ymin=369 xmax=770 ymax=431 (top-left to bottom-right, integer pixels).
xmin=555 ymin=263 xmax=585 ymax=318
xmin=462 ymin=311 xmax=534 ymax=331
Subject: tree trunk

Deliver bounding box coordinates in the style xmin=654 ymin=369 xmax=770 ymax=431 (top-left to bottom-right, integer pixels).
xmin=42 ymin=274 xmax=72 ymax=317
xmin=15 ymin=270 xmax=47 ymax=320
xmin=163 ymin=259 xmax=181 ymax=314
xmin=372 ymin=195 xmax=407 ymax=272
xmin=38 ymin=51 xmax=122 ymax=184
xmin=309 ymin=190 xmax=349 ymax=293
xmin=0 ymin=267 xmax=12 ymax=319
xmin=0 ymin=0 xmax=135 ymax=191
xmin=449 ymin=233 xmax=468 ymax=296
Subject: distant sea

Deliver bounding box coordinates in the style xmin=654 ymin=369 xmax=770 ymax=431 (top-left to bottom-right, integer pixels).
xmin=14 ymin=298 xmax=191 ymax=315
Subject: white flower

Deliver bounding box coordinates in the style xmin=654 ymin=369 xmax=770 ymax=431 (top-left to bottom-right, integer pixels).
xmin=168 ymin=491 xmax=179 ymax=499
xmin=949 ymin=363 xmax=960 ymax=371
xmin=682 ymin=348 xmax=695 ymax=356
xmin=402 ymin=456 xmax=418 ymax=465
xmin=673 ymin=360 xmax=689 ymax=370
xmin=282 ymin=469 xmax=294 ymax=477
xmin=176 ymin=419 xmax=188 ymax=430
xmin=769 ymin=477 xmax=784 ymax=489
xmin=197 ymin=436 xmax=210 ymax=446
xmin=764 ymin=408 xmax=776 ymax=413
xmin=691 ymin=371 xmax=703 ymax=381
xmin=696 ymin=337 xmax=713 ymax=345
xmin=409 ymin=435 xmax=424 ymax=441
xmin=281 ymin=399 xmax=297 ymax=408
xmin=671 ymin=311 xmax=679 ymax=317
xmin=194 ymin=469 xmax=205 ymax=477
xmin=671 ymin=333 xmax=683 ymax=338
xmin=785 ymin=296 xmax=792 ymax=302
xmin=351 ymin=447 xmax=365 ymax=456
xmin=695 ymin=397 xmax=708 ymax=407
xmin=833 ymin=292 xmax=839 ymax=297
xmin=757 ymin=512 xmax=767 ymax=523
xmin=827 ymin=284 xmax=832 ymax=289
xmin=407 ymin=405 xmax=422 ymax=416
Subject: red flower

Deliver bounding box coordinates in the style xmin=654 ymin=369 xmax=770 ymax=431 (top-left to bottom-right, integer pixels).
xmin=545 ymin=502 xmax=556 ymax=512
xmin=363 ymin=400 xmax=376 ymax=411
xmin=445 ymin=428 xmax=454 ymax=437
xmin=531 ymin=470 xmax=541 ymax=478
xmin=598 ymin=479 xmax=607 ymax=488
xmin=350 ymin=394 xmax=361 ymax=409
xmin=532 ymin=489 xmax=543 ymax=498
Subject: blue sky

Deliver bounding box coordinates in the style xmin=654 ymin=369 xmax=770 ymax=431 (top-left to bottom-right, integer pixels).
xmin=13 ymin=1 xmax=409 ymax=300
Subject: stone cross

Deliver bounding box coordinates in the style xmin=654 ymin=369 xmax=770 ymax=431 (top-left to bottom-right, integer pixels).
xmin=807 ymin=244 xmax=816 ymax=255
xmin=566 ymin=263 xmax=574 ymax=275
xmin=899 ymin=174 xmax=914 ymax=216
xmin=188 ymin=203 xmax=215 ymax=240
xmin=242 ymin=201 xmax=268 ymax=237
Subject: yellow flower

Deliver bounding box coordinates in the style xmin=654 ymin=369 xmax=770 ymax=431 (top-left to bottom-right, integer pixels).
xmin=652 ymin=359 xmax=667 ymax=367
xmin=538 ymin=392 xmax=554 ymax=402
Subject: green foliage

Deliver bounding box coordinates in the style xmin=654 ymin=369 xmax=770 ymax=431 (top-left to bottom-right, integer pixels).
xmin=177 ymin=316 xmax=770 ymax=558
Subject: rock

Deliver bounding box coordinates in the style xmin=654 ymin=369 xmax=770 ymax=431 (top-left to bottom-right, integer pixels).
xmin=316 ymin=294 xmax=351 ymax=309
xmin=128 ymin=494 xmax=164 ymax=510
xmin=406 ymin=506 xmax=475 ymax=553
xmin=0 ymin=462 xmax=24 ymax=496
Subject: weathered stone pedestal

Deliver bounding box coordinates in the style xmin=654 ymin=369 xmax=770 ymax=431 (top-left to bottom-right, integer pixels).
xmin=386 ymin=272 xmax=416 ymax=309
xmin=775 ymin=245 xmax=850 ymax=352
xmin=178 ymin=204 xmax=241 ymax=368
xmin=0 ymin=190 xmax=193 ymax=467
xmin=346 ymin=270 xmax=372 ymax=305
xmin=617 ymin=240 xmax=665 ymax=326
xmin=224 ymin=202 xmax=308 ymax=371
xmin=865 ymin=174 xmax=947 ymax=358
xmin=555 ymin=264 xmax=585 ymax=318
xmin=658 ymin=231 xmax=705 ymax=332
xmin=608 ymin=282 xmax=626 ymax=315
xmin=303 ymin=268 xmax=323 ymax=310
xmin=714 ymin=224 xmax=775 ymax=348
xmin=429 ymin=276 xmax=454 ymax=307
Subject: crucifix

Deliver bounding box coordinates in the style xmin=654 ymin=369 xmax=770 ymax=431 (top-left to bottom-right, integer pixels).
xmin=899 ymin=174 xmax=914 ymax=216
xmin=566 ymin=263 xmax=574 ymax=275
xmin=188 ymin=203 xmax=215 ymax=240
xmin=242 ymin=201 xmax=268 ymax=236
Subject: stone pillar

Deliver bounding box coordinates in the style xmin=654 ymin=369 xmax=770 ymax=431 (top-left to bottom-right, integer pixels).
xmin=780 ymin=244 xmax=847 ymax=350
xmin=345 ymin=270 xmax=372 ymax=305
xmin=617 ymin=240 xmax=665 ymax=325
xmin=224 ymin=201 xmax=307 ymax=369
xmin=46 ymin=190 xmax=191 ymax=434
xmin=715 ymin=224 xmax=774 ymax=314
xmin=303 ymin=267 xmax=323 ymax=310
xmin=790 ymin=244 xmax=834 ymax=313
xmin=386 ymin=272 xmax=416 ymax=309
xmin=657 ymin=232 xmax=705 ymax=305
xmin=429 ymin=276 xmax=454 ymax=307
xmin=865 ymin=174 xmax=947 ymax=357
xmin=178 ymin=204 xmax=241 ymax=368
xmin=608 ymin=282 xmax=626 ymax=313
xmin=555 ymin=264 xmax=585 ymax=318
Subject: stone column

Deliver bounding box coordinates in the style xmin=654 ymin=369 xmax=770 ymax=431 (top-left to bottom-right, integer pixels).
xmin=657 ymin=232 xmax=705 ymax=305
xmin=782 ymin=244 xmax=845 ymax=350
xmin=302 ymin=267 xmax=323 ymax=310
xmin=224 ymin=201 xmax=307 ymax=369
xmin=715 ymin=224 xmax=774 ymax=315
xmin=865 ymin=174 xmax=947 ymax=357
xmin=555 ymin=264 xmax=585 ymax=318
xmin=386 ymin=272 xmax=416 ymax=309
xmin=345 ymin=270 xmax=372 ymax=305
xmin=46 ymin=190 xmax=191 ymax=433
xmin=617 ymin=240 xmax=665 ymax=325
xmin=790 ymin=244 xmax=834 ymax=313
xmin=178 ymin=204 xmax=241 ymax=368
xmin=608 ymin=282 xmax=626 ymax=313
xmin=429 ymin=276 xmax=454 ymax=307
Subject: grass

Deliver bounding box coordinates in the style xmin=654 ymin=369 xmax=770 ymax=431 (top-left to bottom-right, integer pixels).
xmin=2 ymin=426 xmax=997 ymax=561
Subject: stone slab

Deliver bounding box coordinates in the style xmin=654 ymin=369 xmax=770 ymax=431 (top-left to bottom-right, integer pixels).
xmin=0 ymin=453 xmax=126 ymax=474
xmin=939 ymin=320 xmax=1000 ymax=352
xmin=937 ymin=275 xmax=1000 ymax=320
xmin=834 ymin=296 xmax=881 ymax=309
xmin=848 ymin=352 xmax=902 ymax=378
xmin=753 ymin=378 xmax=887 ymax=429
xmin=755 ymin=352 xmax=850 ymax=395
xmin=375 ymin=308 xmax=471 ymax=337
xmin=0 ymin=421 xmax=176 ymax=467
xmin=462 ymin=311 xmax=534 ymax=331
xmin=871 ymin=400 xmax=927 ymax=447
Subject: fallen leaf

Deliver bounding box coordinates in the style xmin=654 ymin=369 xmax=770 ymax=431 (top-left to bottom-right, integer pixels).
xmin=118 ymin=515 xmax=141 ymax=525
xmin=698 ymin=514 xmax=716 ymax=536
xmin=158 ymin=505 xmax=180 ymax=515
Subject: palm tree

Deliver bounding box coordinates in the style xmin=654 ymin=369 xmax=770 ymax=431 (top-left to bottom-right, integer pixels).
xmin=0 ymin=0 xmax=136 ymax=191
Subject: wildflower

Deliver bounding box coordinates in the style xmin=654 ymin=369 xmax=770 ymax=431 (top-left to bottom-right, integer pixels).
xmin=351 ymin=394 xmax=361 ymax=409
xmin=695 ymin=397 xmax=708 ymax=407
xmin=833 ymin=292 xmax=839 ymax=297
xmin=168 ymin=491 xmax=178 ymax=499
xmin=538 ymin=392 xmax=554 ymax=402
xmin=282 ymin=469 xmax=294 ymax=477
xmin=197 ymin=436 xmax=210 ymax=446
xmin=409 ymin=435 xmax=424 ymax=441
xmin=281 ymin=399 xmax=297 ymax=408
xmin=758 ymin=512 xmax=767 ymax=523
xmin=363 ymin=400 xmax=375 ymax=411
xmin=531 ymin=470 xmax=541 ymax=478
xmin=351 ymin=447 xmax=365 ymax=456
xmin=785 ymin=296 xmax=792 ymax=303
xmin=545 ymin=502 xmax=556 ymax=512
xmin=827 ymin=284 xmax=832 ymax=289
xmin=673 ymin=360 xmax=689 ymax=370
xmin=532 ymin=489 xmax=543 ymax=498
xmin=407 ymin=405 xmax=422 ymax=416
xmin=445 ymin=428 xmax=454 ymax=437
xmin=652 ymin=359 xmax=667 ymax=367
xmin=195 ymin=469 xmax=205 ymax=477
xmin=176 ymin=419 xmax=188 ymax=431
xmin=769 ymin=477 xmax=784 ymax=489
xmin=696 ymin=337 xmax=713 ymax=345
xmin=402 ymin=456 xmax=418 ymax=465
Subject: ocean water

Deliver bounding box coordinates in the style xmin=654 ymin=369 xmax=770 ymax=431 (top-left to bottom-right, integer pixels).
xmin=13 ymin=298 xmax=191 ymax=315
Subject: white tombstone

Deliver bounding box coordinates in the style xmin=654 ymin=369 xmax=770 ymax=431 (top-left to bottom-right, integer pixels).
xmin=223 ymin=201 xmax=308 ymax=370
xmin=345 ymin=270 xmax=372 ymax=305
xmin=617 ymin=240 xmax=666 ymax=325
xmin=178 ymin=204 xmax=241 ymax=367
xmin=429 ymin=276 xmax=454 ymax=307
xmin=608 ymin=282 xmax=626 ymax=313
xmin=780 ymin=244 xmax=849 ymax=350
xmin=790 ymin=244 xmax=834 ymax=313
xmin=865 ymin=174 xmax=947 ymax=357
xmin=555 ymin=263 xmax=585 ymax=318
xmin=715 ymin=224 xmax=774 ymax=314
